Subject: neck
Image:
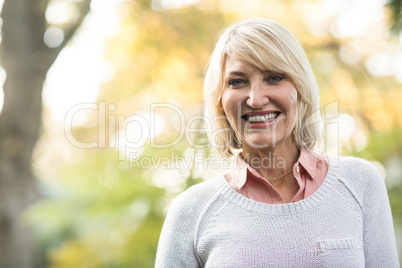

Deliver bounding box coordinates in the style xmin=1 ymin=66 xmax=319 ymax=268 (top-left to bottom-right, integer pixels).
xmin=241 ymin=139 xmax=300 ymax=181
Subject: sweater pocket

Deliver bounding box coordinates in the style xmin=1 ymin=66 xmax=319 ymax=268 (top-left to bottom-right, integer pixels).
xmin=317 ymin=237 xmax=364 ymax=268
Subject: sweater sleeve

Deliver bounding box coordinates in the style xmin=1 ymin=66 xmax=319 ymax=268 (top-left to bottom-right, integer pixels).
xmin=361 ymin=161 xmax=399 ymax=267
xmin=155 ymin=182 xmax=212 ymax=268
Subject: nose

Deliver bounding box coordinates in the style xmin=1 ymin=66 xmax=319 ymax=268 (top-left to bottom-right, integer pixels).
xmin=246 ymin=81 xmax=269 ymax=108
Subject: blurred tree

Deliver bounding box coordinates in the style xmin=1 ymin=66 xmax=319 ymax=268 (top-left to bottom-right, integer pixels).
xmin=0 ymin=0 xmax=91 ymax=267
xmin=387 ymin=0 xmax=402 ymax=34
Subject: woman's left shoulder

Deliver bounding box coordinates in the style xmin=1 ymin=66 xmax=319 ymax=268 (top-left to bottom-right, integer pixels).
xmin=336 ymin=155 xmax=381 ymax=173
xmin=338 ymin=155 xmax=381 ymax=175
xmin=330 ymin=155 xmax=385 ymax=192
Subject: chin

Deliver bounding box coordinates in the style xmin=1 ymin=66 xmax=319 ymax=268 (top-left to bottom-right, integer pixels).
xmin=242 ymin=130 xmax=294 ymax=149
xmin=243 ymin=134 xmax=278 ymax=149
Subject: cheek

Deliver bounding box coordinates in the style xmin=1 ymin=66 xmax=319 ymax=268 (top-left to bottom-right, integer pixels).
xmin=286 ymin=84 xmax=298 ymax=104
xmin=221 ymin=91 xmax=229 ymax=112
xmin=288 ymin=89 xmax=298 ymax=126
xmin=221 ymin=91 xmax=245 ymax=134
xmin=289 ymin=93 xmax=298 ymax=114
xmin=277 ymin=85 xmax=298 ymax=125
xmin=221 ymin=91 xmax=239 ymax=118
xmin=282 ymin=86 xmax=298 ymax=112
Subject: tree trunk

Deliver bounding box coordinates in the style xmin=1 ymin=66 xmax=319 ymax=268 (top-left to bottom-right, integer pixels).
xmin=0 ymin=0 xmax=91 ymax=266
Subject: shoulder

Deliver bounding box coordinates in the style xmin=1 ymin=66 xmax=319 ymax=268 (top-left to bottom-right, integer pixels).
xmin=165 ymin=175 xmax=222 ymax=220
xmin=338 ymin=155 xmax=378 ymax=170
xmin=334 ymin=155 xmax=383 ymax=183
xmin=329 ymin=155 xmax=386 ymax=205
xmin=156 ymin=175 xmax=224 ymax=267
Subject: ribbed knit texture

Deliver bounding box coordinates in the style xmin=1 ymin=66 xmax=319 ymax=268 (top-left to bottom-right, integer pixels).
xmin=155 ymin=156 xmax=400 ymax=268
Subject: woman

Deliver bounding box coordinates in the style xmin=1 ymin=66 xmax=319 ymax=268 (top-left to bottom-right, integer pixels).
xmin=155 ymin=18 xmax=399 ymax=267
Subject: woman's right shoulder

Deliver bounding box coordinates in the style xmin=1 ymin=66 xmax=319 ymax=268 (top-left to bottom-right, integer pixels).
xmin=156 ymin=175 xmax=224 ymax=266
xmin=166 ymin=175 xmax=222 ymax=218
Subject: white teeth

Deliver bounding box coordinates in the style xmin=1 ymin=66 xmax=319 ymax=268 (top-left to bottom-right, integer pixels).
xmin=247 ymin=113 xmax=278 ymax=123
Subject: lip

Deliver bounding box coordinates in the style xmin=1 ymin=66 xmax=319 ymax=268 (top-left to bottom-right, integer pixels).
xmin=241 ymin=110 xmax=281 ymax=129
xmin=243 ymin=110 xmax=280 ymax=116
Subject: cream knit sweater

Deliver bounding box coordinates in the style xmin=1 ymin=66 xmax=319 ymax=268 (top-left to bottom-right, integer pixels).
xmin=155 ymin=156 xmax=399 ymax=267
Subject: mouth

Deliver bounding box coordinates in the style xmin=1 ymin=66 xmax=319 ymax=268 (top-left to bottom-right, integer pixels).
xmin=242 ymin=111 xmax=281 ymax=124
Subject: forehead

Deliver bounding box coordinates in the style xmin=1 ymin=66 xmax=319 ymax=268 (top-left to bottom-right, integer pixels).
xmin=224 ymin=55 xmax=261 ymax=76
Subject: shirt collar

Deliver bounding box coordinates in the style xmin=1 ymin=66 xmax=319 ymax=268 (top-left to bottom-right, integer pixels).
xmin=230 ymin=153 xmax=249 ymax=189
xmin=298 ymin=148 xmax=317 ymax=179
xmin=230 ymin=148 xmax=327 ymax=189
xmin=298 ymin=148 xmax=328 ymax=180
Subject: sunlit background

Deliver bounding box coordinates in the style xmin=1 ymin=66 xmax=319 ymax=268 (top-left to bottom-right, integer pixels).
xmin=1 ymin=0 xmax=401 ymax=266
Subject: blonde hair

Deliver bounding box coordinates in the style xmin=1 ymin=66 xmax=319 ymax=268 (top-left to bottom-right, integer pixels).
xmin=204 ymin=18 xmax=321 ymax=157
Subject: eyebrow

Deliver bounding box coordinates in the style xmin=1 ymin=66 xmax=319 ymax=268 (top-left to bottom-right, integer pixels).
xmin=262 ymin=70 xmax=274 ymax=74
xmin=225 ymin=70 xmax=276 ymax=78
xmin=225 ymin=71 xmax=246 ymax=77
xmin=227 ymin=71 xmax=245 ymax=75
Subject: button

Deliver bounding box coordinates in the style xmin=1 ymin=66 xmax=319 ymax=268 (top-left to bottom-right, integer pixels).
xmin=296 ymin=166 xmax=300 ymax=173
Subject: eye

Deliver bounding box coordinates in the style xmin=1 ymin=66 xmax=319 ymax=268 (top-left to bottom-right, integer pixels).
xmin=228 ymin=78 xmax=247 ymax=88
xmin=265 ymin=74 xmax=284 ymax=84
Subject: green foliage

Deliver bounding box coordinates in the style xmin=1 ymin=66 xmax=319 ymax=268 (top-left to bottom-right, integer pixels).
xmin=386 ymin=0 xmax=402 ymax=34
xmin=27 ymin=149 xmax=166 ymax=267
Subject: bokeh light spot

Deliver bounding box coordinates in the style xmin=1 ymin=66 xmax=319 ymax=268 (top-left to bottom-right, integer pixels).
xmin=44 ymin=27 xmax=64 ymax=48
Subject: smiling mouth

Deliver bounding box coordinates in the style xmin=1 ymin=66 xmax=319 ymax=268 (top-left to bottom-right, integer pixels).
xmin=242 ymin=112 xmax=280 ymax=123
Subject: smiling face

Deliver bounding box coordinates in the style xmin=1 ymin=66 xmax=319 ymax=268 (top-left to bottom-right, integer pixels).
xmin=221 ymin=55 xmax=298 ymax=151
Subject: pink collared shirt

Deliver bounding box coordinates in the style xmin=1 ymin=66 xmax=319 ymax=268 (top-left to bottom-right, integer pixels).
xmin=224 ymin=148 xmax=329 ymax=204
